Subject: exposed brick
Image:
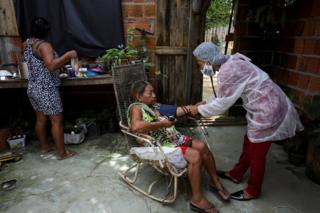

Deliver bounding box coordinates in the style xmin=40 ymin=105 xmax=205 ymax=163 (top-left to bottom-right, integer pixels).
xmin=282 ymin=21 xmax=304 ymax=36
xmin=145 ymin=37 xmax=156 ymax=49
xmin=144 ymin=5 xmax=155 ymax=17
xmin=296 ymin=56 xmax=308 ymax=72
xmin=303 ymin=39 xmax=316 ymax=54
xmin=308 ymin=77 xmax=320 ymax=93
xmin=295 ymin=21 xmax=305 ymax=36
xmin=294 ymin=39 xmax=304 ymax=54
xmin=297 ymin=0 xmax=313 ymax=18
xmin=235 ymin=22 xmax=247 ymax=36
xmin=288 ymin=71 xmax=300 ymax=86
xmin=270 ymin=67 xmax=280 ymax=80
xmin=278 ymin=38 xmax=294 ymax=52
xmin=124 ymin=5 xmax=143 ymax=18
xmin=296 ymin=90 xmax=305 ymax=107
xmin=123 ymin=21 xmax=150 ymax=33
xmin=303 ymin=20 xmax=316 ymax=36
xmin=297 ymin=75 xmax=310 ymax=90
xmin=306 ymin=57 xmax=320 ymax=74
xmin=239 ymin=38 xmax=274 ymax=51
xmin=11 ymin=37 xmax=22 ymax=47
xmin=122 ymin=0 xmax=145 ymax=3
xmin=287 ymin=55 xmax=297 ymax=69
xmin=314 ymin=40 xmax=320 ymax=55
xmin=247 ymin=23 xmax=261 ymax=36
xmin=274 ymin=69 xmax=288 ymax=84
xmin=237 ymin=5 xmax=250 ymax=21
xmin=311 ymin=0 xmax=320 ymax=16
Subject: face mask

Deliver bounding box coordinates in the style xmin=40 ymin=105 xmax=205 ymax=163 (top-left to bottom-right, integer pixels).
xmin=200 ymin=63 xmax=215 ymax=76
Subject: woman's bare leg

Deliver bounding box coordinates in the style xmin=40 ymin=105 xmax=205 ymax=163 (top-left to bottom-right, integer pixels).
xmin=192 ymin=139 xmax=230 ymax=200
xmin=184 ymin=148 xmax=217 ymax=212
xmin=35 ymin=111 xmax=50 ymax=153
xmin=49 ymin=113 xmax=75 ymax=160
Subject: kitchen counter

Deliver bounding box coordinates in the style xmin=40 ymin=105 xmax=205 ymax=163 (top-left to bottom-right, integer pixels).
xmin=0 ymin=74 xmax=113 ymax=89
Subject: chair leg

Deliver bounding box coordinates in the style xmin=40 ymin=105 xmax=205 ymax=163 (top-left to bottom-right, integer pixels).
xmin=120 ymin=163 xmax=140 ymax=184
xmin=119 ymin=163 xmax=179 ymax=203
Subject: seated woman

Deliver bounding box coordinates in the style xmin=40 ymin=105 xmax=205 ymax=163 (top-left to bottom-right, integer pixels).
xmin=128 ymin=80 xmax=230 ymax=213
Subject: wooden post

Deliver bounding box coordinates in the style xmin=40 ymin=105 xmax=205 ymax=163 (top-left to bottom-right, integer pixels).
xmin=0 ymin=0 xmax=19 ymax=36
xmin=156 ymin=0 xmax=210 ymax=105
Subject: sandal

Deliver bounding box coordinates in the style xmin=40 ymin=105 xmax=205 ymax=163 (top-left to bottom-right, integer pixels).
xmin=190 ymin=202 xmax=219 ymax=213
xmin=57 ymin=150 xmax=76 ymax=160
xmin=209 ymin=184 xmax=230 ymax=202
xmin=1 ymin=179 xmax=17 ymax=191
xmin=216 ymin=170 xmax=239 ymax=184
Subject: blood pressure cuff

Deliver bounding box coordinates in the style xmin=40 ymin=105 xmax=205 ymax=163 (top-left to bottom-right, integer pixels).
xmin=159 ymin=104 xmax=177 ymax=117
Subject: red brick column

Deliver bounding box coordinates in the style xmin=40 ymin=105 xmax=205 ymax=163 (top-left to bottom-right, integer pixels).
xmin=271 ymin=0 xmax=320 ymax=108
xmin=234 ymin=0 xmax=320 ymax=109
xmin=121 ymin=0 xmax=156 ymax=75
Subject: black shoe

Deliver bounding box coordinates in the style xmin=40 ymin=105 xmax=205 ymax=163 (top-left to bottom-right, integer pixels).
xmin=230 ymin=190 xmax=255 ymax=201
xmin=216 ymin=170 xmax=239 ymax=184
xmin=190 ymin=202 xmax=218 ymax=213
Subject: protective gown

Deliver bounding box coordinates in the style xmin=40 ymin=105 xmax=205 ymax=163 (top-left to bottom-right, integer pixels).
xmin=198 ymin=53 xmax=304 ymax=143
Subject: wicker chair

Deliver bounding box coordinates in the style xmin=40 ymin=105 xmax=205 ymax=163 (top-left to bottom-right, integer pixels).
xmin=112 ymin=63 xmax=190 ymax=203
xmin=112 ymin=63 xmax=210 ymax=203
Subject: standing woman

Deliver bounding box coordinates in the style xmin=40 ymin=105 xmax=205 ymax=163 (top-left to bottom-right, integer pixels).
xmin=189 ymin=42 xmax=304 ymax=200
xmin=23 ymin=17 xmax=77 ymax=160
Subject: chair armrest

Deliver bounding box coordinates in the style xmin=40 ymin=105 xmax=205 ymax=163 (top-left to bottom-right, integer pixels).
xmin=119 ymin=121 xmax=161 ymax=147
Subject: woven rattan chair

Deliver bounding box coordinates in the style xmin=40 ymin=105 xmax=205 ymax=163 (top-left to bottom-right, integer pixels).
xmin=112 ymin=63 xmax=189 ymax=203
xmin=112 ymin=63 xmax=211 ymax=203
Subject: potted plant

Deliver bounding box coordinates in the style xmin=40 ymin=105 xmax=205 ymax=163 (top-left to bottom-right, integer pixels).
xmin=304 ymin=95 xmax=320 ymax=184
xmin=98 ymin=27 xmax=138 ymax=69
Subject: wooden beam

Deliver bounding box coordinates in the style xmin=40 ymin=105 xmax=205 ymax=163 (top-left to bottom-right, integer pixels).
xmin=155 ymin=46 xmax=187 ymax=55
xmin=0 ymin=0 xmax=19 ymax=36
xmin=0 ymin=75 xmax=113 ymax=89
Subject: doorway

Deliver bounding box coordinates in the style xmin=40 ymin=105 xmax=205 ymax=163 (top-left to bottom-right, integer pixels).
xmin=202 ymin=0 xmax=234 ymax=101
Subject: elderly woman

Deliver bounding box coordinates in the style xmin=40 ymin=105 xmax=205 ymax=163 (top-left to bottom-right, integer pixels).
xmin=189 ymin=42 xmax=304 ymax=200
xmin=129 ymin=80 xmax=230 ymax=213
xmin=23 ymin=17 xmax=77 ymax=160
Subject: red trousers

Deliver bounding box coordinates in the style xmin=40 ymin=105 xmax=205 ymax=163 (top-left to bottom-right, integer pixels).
xmin=229 ymin=135 xmax=272 ymax=197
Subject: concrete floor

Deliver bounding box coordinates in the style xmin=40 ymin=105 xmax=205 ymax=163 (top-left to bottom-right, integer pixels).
xmin=1 ymin=126 xmax=320 ymax=213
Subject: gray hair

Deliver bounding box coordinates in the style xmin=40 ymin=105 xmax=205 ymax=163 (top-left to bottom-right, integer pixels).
xmin=193 ymin=42 xmax=230 ymax=65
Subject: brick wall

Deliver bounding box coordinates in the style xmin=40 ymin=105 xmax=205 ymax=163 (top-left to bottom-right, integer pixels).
xmin=271 ymin=0 xmax=320 ymax=109
xmin=121 ymin=0 xmax=156 ymax=74
xmin=233 ymin=0 xmax=274 ymax=72
xmin=0 ymin=37 xmax=22 ymax=65
xmin=234 ymin=0 xmax=320 ymax=110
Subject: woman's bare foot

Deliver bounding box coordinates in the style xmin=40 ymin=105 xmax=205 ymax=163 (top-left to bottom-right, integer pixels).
xmin=57 ymin=150 xmax=76 ymax=160
xmin=191 ymin=197 xmax=218 ymax=213
xmin=40 ymin=144 xmax=54 ymax=154
xmin=210 ymin=181 xmax=231 ymax=201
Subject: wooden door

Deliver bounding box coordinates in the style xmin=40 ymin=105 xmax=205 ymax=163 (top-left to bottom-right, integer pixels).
xmin=156 ymin=0 xmax=210 ymax=105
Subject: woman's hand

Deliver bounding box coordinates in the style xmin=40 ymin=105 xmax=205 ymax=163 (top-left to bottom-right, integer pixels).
xmin=39 ymin=43 xmax=78 ymax=71
xmin=67 ymin=50 xmax=78 ymax=59
xmin=189 ymin=105 xmax=199 ymax=117
xmin=160 ymin=118 xmax=175 ymax=128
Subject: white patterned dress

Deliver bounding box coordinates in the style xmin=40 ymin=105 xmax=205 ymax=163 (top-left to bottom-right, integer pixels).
xmin=23 ymin=39 xmax=63 ymax=115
